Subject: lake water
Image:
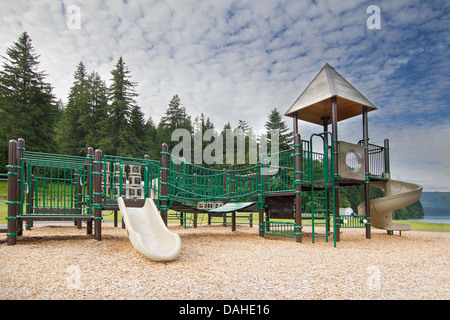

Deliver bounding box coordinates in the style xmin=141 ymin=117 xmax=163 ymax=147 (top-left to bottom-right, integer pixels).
xmin=407 ymin=215 xmax=450 ymax=224
xmin=407 ymin=193 xmax=450 ymax=224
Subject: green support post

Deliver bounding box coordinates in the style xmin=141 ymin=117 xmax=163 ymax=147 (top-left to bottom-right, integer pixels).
xmin=258 ymin=149 xmax=265 ymax=238
xmin=160 ymin=144 xmax=169 ymax=226
xmin=294 ymin=133 xmax=303 ymax=243
xmin=86 ymin=147 xmax=94 ymax=235
xmin=7 ymin=140 xmax=18 ymax=245
xmin=93 ymin=149 xmax=102 ymax=241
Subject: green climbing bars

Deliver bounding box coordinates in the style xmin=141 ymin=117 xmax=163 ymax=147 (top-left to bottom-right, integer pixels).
xmin=308 ymin=132 xmax=337 ymax=247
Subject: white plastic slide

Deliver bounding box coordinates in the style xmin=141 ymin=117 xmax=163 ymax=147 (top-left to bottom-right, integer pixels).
xmin=117 ymin=197 xmax=181 ymax=261
xmin=358 ymin=179 xmax=423 ymax=231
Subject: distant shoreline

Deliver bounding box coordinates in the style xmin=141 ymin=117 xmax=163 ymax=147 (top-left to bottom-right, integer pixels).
xmin=407 ymin=217 xmax=450 ymax=224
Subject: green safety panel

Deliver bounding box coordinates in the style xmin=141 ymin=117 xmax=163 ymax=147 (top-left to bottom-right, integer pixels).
xmin=208 ymin=202 xmax=256 ymax=213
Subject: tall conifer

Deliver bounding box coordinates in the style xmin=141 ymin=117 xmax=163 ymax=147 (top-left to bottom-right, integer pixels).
xmin=102 ymin=57 xmax=139 ymax=155
xmin=0 ymin=32 xmax=57 ymax=158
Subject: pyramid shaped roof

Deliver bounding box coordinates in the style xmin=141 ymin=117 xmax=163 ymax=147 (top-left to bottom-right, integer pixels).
xmin=285 ymin=63 xmax=377 ymax=125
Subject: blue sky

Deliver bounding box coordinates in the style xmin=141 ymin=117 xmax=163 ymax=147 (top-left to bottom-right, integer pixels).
xmin=0 ymin=0 xmax=449 ymax=191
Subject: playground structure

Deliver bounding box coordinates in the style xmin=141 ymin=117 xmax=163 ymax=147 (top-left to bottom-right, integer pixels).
xmin=3 ymin=63 xmax=422 ymax=254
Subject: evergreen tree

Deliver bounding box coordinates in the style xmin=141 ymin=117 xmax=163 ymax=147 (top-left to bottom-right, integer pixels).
xmin=85 ymin=70 xmax=109 ymax=149
xmin=144 ymin=116 xmax=159 ymax=159
xmin=125 ymin=105 xmax=147 ymax=157
xmin=233 ymin=120 xmax=256 ymax=168
xmin=157 ymin=94 xmax=192 ymax=152
xmin=159 ymin=94 xmax=192 ymax=131
xmin=57 ymin=63 xmax=109 ymax=155
xmin=265 ymin=108 xmax=292 ymax=151
xmin=101 ymin=57 xmax=139 ymax=155
xmin=0 ymin=32 xmax=58 ymax=161
xmin=193 ymin=113 xmax=218 ymax=167
xmin=57 ymin=61 xmax=89 ymax=155
xmin=221 ymin=122 xmax=232 ymax=168
xmin=237 ymin=119 xmax=250 ymax=133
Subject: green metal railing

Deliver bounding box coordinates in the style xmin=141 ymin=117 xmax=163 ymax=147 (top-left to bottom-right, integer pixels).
xmin=263 ymin=221 xmax=302 ymax=238
xmin=357 ymin=140 xmax=386 ymax=177
xmin=102 ymin=155 xmax=160 ymax=206
xmin=166 ymin=154 xmax=261 ymax=207
xmin=19 ymin=151 xmax=93 ymax=217
xmin=261 ymin=139 xmax=333 ymax=194
xmin=261 ymin=148 xmax=294 ymax=194
xmin=339 ymin=215 xmax=368 ymax=228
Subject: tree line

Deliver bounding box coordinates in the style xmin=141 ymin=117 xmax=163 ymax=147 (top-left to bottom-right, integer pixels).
xmin=0 ymin=32 xmax=423 ymax=219
xmin=0 ymin=33 xmax=292 ymax=168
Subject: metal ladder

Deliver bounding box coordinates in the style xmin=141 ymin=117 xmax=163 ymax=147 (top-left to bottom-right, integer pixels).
xmin=309 ymin=133 xmax=337 ymax=246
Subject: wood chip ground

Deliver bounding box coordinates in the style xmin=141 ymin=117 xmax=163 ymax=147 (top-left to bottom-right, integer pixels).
xmin=0 ymin=223 xmax=448 ymax=300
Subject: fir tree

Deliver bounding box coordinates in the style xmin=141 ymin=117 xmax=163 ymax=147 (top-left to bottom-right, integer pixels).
xmin=0 ymin=32 xmax=58 ymax=157
xmin=157 ymin=94 xmax=192 ymax=152
xmin=232 ymin=120 xmax=256 ymax=168
xmin=144 ymin=116 xmax=158 ymax=159
xmin=85 ymin=70 xmax=109 ymax=149
xmin=237 ymin=119 xmax=250 ymax=133
xmin=57 ymin=63 xmax=109 ymax=155
xmin=265 ymin=108 xmax=292 ymax=151
xmin=57 ymin=61 xmax=89 ymax=155
xmin=159 ymin=94 xmax=191 ymax=131
xmin=101 ymin=57 xmax=139 ymax=155
xmin=125 ymin=105 xmax=147 ymax=157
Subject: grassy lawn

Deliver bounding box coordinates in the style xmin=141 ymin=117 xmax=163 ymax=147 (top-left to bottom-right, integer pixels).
xmin=391 ymin=219 xmax=450 ymax=232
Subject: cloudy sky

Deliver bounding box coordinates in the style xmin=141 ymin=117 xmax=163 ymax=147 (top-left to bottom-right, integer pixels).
xmin=0 ymin=0 xmax=449 ymax=191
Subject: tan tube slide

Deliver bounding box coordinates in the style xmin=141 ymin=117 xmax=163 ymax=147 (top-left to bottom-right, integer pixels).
xmin=358 ymin=179 xmax=423 ymax=231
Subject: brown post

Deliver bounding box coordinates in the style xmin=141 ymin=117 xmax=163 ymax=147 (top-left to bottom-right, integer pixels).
xmin=160 ymin=144 xmax=169 ymax=226
xmin=86 ymin=147 xmax=94 ymax=235
xmin=7 ymin=140 xmax=18 ymax=245
xmin=93 ymin=149 xmax=102 ymax=241
xmin=294 ymin=134 xmax=303 ymax=243
xmin=363 ymin=106 xmax=371 ymax=239
xmin=331 ymin=97 xmax=340 ymax=242
xmin=384 ymin=139 xmax=390 ymax=178
xmin=113 ymin=210 xmax=118 ymax=228
xmin=231 ymin=211 xmax=236 ymax=231
xmin=331 ymin=97 xmax=338 ymax=171
xmin=293 ymin=113 xmax=298 ymax=138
